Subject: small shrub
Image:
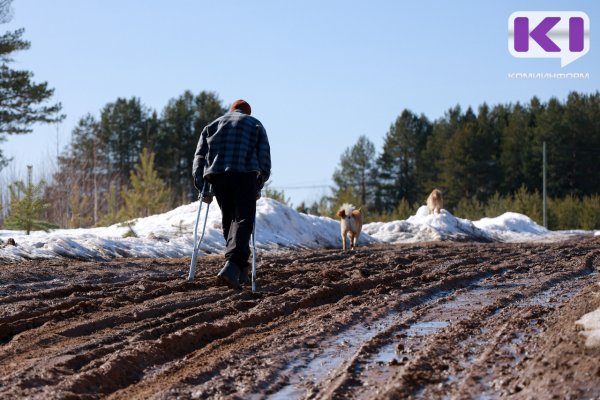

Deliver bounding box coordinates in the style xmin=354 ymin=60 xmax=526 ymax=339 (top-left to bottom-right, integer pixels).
xmin=548 ymin=195 xmax=581 ymax=230
xmin=580 ymin=195 xmax=600 ymax=230
xmin=121 ymin=222 xmax=138 ymax=238
xmin=454 ymin=196 xmax=484 ymax=220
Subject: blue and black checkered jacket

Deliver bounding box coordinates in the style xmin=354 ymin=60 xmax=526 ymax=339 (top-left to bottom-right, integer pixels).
xmin=192 ymin=110 xmax=271 ymax=189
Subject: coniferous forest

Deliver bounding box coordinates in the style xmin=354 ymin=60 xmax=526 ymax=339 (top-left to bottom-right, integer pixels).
xmin=1 ymin=89 xmax=599 ymax=231
xmin=41 ymin=92 xmax=226 ymax=228
xmin=314 ymin=91 xmax=600 ymax=229
xmin=0 ymin=0 xmax=596 ymax=232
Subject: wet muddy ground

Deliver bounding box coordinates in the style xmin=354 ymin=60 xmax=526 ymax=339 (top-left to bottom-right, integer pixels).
xmin=0 ymin=238 xmax=599 ymax=399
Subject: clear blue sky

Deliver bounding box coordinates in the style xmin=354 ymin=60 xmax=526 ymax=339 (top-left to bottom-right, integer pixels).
xmin=2 ymin=1 xmax=598 ymax=206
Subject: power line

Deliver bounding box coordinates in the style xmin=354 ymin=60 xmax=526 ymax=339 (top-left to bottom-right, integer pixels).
xmin=270 ymin=185 xmax=331 ymax=191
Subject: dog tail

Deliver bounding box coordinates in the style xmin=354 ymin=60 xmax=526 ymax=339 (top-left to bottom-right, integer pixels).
xmin=337 ymin=203 xmax=354 ymax=218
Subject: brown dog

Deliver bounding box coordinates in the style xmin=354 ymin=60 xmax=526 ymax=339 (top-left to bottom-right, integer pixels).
xmin=336 ymin=203 xmax=363 ymax=250
xmin=427 ymin=189 xmax=444 ymax=215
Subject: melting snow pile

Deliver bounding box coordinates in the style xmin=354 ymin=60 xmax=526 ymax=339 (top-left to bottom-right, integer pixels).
xmin=576 ymin=303 xmax=600 ymax=348
xmin=0 ymin=198 xmax=375 ymax=262
xmin=362 ymin=207 xmax=584 ymax=243
xmin=363 ymin=206 xmax=491 ymax=242
xmin=0 ymin=199 xmax=594 ymax=262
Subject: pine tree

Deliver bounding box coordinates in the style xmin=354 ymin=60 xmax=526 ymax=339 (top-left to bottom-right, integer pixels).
xmin=419 ymin=105 xmax=462 ymax=200
xmin=306 ymin=198 xmax=329 ymax=216
xmin=393 ymin=198 xmax=413 ymax=220
xmin=560 ymin=93 xmax=600 ymax=196
xmin=120 ymin=148 xmax=171 ymax=220
xmin=98 ymin=97 xmax=151 ymax=191
xmin=376 ymin=110 xmax=431 ymax=212
xmin=0 ymin=1 xmax=64 ymax=168
xmin=295 ymin=201 xmax=308 ymax=214
xmin=4 ymin=165 xmax=57 ymax=234
xmin=97 ymin=184 xmax=120 ymax=226
xmin=499 ymin=103 xmax=530 ymax=193
xmin=580 ymin=195 xmax=600 ymax=230
xmin=156 ymin=90 xmax=226 ymax=204
xmin=263 ymin=181 xmax=290 ymax=205
xmin=68 ymin=183 xmax=92 ymax=228
xmin=332 ymin=135 xmax=377 ymax=210
xmin=548 ymin=195 xmax=581 ymax=230
xmin=511 ymin=184 xmax=542 ymax=223
xmin=438 ymin=105 xmax=501 ymax=208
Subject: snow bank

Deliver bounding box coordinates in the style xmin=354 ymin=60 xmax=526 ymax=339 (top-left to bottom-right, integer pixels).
xmin=364 ymin=209 xmax=592 ymax=244
xmin=473 ymin=212 xmax=547 ymax=235
xmin=0 ymin=198 xmax=376 ymax=262
xmin=474 ymin=213 xmax=594 ymax=242
xmin=0 ymin=200 xmax=595 ymax=262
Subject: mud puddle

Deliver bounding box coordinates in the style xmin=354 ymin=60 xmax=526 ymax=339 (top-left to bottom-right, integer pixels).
xmin=265 ymin=289 xmax=457 ymax=399
xmin=353 ymin=268 xmax=597 ymax=398
xmin=265 ymin=313 xmax=401 ymax=400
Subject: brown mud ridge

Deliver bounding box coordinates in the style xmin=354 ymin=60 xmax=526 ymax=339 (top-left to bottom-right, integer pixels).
xmin=0 ymin=238 xmax=599 ymax=399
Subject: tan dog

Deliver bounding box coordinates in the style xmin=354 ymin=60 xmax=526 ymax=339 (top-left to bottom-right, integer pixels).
xmin=427 ymin=189 xmax=444 ymax=214
xmin=336 ymin=203 xmax=363 ymax=250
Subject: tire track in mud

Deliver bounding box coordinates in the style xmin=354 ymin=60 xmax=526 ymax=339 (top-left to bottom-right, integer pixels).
xmin=373 ymin=261 xmax=595 ymax=399
xmin=0 ymin=239 xmax=598 ymax=399
xmin=265 ymin=249 xmax=597 ymax=400
xmin=0 ymin=250 xmax=416 ymax=397
xmin=111 ymin=244 xmax=595 ymax=399
xmin=63 ymin=254 xmax=448 ymax=398
xmin=107 ymin=248 xmax=518 ymax=399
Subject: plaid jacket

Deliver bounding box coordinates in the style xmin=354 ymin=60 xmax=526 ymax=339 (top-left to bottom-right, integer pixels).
xmin=192 ymin=110 xmax=271 ymax=189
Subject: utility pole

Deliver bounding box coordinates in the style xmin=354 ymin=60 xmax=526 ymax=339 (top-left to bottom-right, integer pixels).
xmin=93 ymin=138 xmax=98 ymax=225
xmin=56 ymin=123 xmax=59 ymax=160
xmin=543 ymin=141 xmax=547 ymax=228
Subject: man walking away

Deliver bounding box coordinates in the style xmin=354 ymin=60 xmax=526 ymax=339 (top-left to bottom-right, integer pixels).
xmin=192 ymin=99 xmax=271 ymax=290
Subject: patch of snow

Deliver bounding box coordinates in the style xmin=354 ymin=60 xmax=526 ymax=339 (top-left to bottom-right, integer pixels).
xmin=576 ymin=306 xmax=600 ymax=348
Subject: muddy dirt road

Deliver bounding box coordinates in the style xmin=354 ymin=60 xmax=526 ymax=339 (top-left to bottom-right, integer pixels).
xmin=0 ymin=238 xmax=599 ymax=399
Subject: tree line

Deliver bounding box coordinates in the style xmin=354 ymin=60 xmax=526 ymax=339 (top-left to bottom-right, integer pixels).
xmin=0 ymin=0 xmax=598 ymax=232
xmin=297 ymin=91 xmax=600 ymax=229
xmin=4 ymin=90 xmax=600 ymax=232
xmin=2 ymin=89 xmax=599 ymax=232
xmin=41 ymin=92 xmax=226 ymax=228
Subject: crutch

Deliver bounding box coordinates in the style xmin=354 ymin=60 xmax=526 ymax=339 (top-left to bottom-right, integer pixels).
xmin=188 ymin=182 xmax=211 ymax=281
xmin=251 ymin=217 xmax=257 ymax=292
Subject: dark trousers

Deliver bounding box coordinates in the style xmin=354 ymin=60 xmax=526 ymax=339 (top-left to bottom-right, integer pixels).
xmin=210 ymin=172 xmax=257 ymax=269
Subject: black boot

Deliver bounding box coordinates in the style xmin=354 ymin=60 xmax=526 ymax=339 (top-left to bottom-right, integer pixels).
xmin=239 ymin=264 xmax=250 ymax=285
xmin=217 ymin=260 xmax=242 ymax=290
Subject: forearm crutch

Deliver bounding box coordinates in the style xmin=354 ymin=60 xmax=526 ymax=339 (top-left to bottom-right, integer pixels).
xmin=188 ymin=183 xmax=211 ymax=281
xmin=251 ymin=217 xmax=257 ymax=292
